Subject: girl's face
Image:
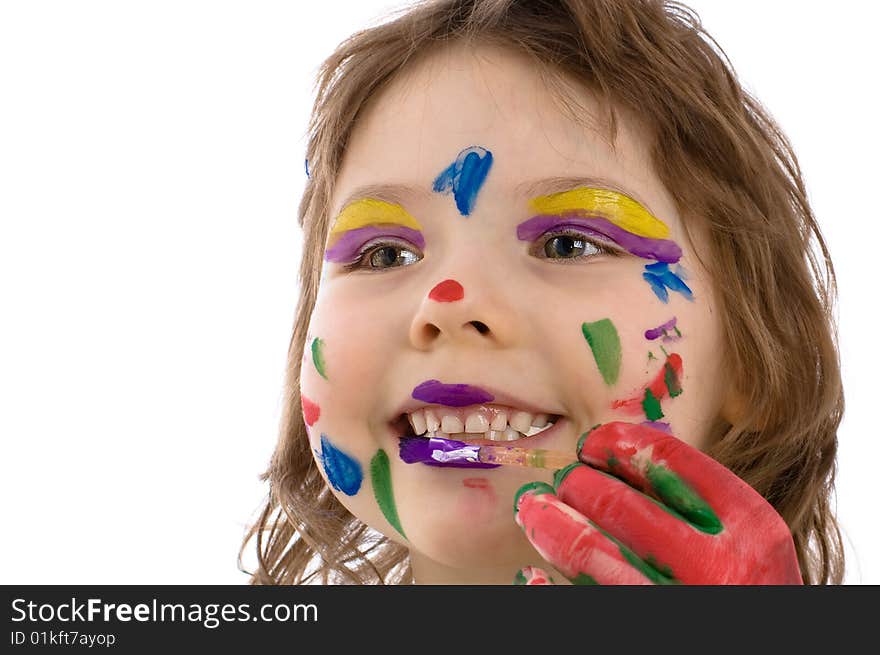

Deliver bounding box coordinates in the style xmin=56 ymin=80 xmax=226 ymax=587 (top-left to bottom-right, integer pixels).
xmin=301 ymin=44 xmax=731 ymax=583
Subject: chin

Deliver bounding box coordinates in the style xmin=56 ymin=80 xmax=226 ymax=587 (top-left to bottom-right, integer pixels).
xmin=394 ymin=474 xmax=543 ymax=569
xmin=409 ymin=517 xmax=536 ymax=570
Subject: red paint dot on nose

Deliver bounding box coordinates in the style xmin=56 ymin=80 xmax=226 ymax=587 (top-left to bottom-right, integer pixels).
xmin=429 ymin=279 xmax=464 ymax=302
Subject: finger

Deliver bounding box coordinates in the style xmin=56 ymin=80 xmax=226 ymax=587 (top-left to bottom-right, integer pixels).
xmin=553 ymin=462 xmax=706 ymax=582
xmin=513 ymin=482 xmax=673 ymax=585
xmin=513 ymin=566 xmax=555 ymax=585
xmin=576 ymin=421 xmax=760 ymax=532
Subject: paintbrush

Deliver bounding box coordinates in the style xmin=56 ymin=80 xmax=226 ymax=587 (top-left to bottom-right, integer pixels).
xmin=398 ymin=435 xmax=576 ymax=470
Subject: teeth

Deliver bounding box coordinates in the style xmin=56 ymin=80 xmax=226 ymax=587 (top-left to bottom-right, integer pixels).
xmin=502 ymin=426 xmax=521 ymax=441
xmin=509 ymin=411 xmax=534 ymax=434
xmin=405 ymin=406 xmax=559 ymax=440
xmin=465 ymin=412 xmax=489 ymax=433
xmin=490 ymin=410 xmax=507 ymax=431
xmin=409 ymin=410 xmax=427 ymax=436
xmin=441 ymin=415 xmax=464 ymax=433
xmin=425 ymin=409 xmax=440 ymax=433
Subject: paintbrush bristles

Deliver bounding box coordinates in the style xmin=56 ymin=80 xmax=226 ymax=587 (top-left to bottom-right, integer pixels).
xmin=477 ymin=444 xmax=576 ymax=469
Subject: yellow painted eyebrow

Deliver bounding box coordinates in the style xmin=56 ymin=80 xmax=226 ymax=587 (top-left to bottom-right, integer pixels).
xmin=528 ymin=187 xmax=669 ymax=239
xmin=330 ymin=198 xmax=423 ymax=235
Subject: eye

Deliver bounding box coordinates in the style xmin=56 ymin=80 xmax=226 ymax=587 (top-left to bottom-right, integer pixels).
xmin=344 ymin=239 xmax=422 ymax=272
xmin=534 ymin=229 xmax=621 ymax=262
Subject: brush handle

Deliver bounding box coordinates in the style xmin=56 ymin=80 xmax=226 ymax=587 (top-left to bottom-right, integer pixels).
xmin=478 ymin=444 xmax=576 ymax=469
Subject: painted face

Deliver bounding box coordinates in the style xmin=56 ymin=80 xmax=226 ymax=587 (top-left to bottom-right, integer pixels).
xmin=301 ymin=43 xmax=730 ymax=583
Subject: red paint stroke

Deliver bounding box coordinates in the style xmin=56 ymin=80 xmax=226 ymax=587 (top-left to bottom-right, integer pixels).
xmin=463 ymin=477 xmax=489 ymax=489
xmin=301 ymin=394 xmax=321 ymax=426
xmin=611 ymin=353 xmax=683 ymax=415
xmin=428 ymin=279 xmax=464 ymax=302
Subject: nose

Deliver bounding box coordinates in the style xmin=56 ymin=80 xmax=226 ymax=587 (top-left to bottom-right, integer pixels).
xmin=409 ymin=276 xmax=520 ymax=350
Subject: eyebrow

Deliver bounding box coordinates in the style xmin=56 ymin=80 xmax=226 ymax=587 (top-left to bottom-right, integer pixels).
xmin=515 ymin=176 xmax=656 ymax=215
xmin=334 ymin=183 xmax=433 ymax=218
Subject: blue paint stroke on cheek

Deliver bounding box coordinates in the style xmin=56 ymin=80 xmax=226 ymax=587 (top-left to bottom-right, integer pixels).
xmin=643 ymin=262 xmax=694 ymax=303
xmin=432 ymin=146 xmax=493 ymax=216
xmin=318 ymin=434 xmax=363 ymax=496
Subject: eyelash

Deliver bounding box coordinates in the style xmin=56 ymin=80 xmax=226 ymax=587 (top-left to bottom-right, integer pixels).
xmin=342 ymin=229 xmax=622 ymax=272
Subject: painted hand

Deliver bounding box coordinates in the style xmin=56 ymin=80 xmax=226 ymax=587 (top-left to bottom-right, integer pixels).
xmin=512 ymin=421 xmax=802 ymax=585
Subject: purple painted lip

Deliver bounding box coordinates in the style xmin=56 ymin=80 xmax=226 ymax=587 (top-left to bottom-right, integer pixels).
xmin=411 ymin=379 xmax=495 ymax=407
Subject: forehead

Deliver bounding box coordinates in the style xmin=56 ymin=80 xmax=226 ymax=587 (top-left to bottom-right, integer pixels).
xmin=333 ymin=43 xmax=667 ymax=217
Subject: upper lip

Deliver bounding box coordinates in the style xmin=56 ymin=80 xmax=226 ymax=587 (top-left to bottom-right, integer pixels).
xmin=389 ymin=379 xmax=565 ymax=423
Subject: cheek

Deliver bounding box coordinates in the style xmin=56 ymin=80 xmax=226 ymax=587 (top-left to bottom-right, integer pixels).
xmin=300 ymin=291 xmax=398 ymax=425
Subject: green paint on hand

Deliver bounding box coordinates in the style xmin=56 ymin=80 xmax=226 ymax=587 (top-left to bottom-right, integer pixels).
xmin=553 ymin=462 xmax=582 ymax=489
xmin=647 ymin=351 xmax=657 ymax=362
xmin=513 ymin=570 xmax=528 ymax=585
xmin=673 ymin=325 xmax=682 ymax=337
xmin=642 ymin=388 xmax=664 ymax=420
xmin=581 ymin=319 xmax=622 ymax=386
xmin=619 ymin=547 xmax=678 ymax=585
xmin=645 ymin=555 xmax=676 ymax=580
xmin=571 ymin=572 xmax=599 ymax=585
xmin=646 ymin=463 xmax=723 ymax=534
xmin=370 ymin=449 xmax=406 ymax=539
xmin=576 ymin=424 xmax=603 ymax=457
xmin=513 ymin=481 xmax=556 ymax=514
xmin=311 ymin=337 xmax=328 ymax=380
xmin=664 ymin=360 xmax=683 ymax=398
xmin=589 ymin=519 xmax=678 ymax=585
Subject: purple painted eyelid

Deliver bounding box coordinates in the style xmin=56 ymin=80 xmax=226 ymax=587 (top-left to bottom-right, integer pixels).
xmin=411 ymin=379 xmax=495 ymax=407
xmin=324 ymin=225 xmax=426 ymax=263
xmin=516 ymin=213 xmax=682 ymax=264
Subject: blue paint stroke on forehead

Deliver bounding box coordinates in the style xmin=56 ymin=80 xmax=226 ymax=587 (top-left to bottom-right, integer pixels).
xmin=318 ymin=434 xmax=362 ymax=496
xmin=432 ymin=146 xmax=493 ymax=216
xmin=643 ymin=262 xmax=693 ymax=303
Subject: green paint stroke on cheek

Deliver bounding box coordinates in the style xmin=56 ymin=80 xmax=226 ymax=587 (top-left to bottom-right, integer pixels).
xmin=646 ymin=462 xmax=723 ymax=534
xmin=311 ymin=337 xmax=328 ymax=380
xmin=369 ymin=449 xmax=406 ymax=539
xmin=581 ymin=319 xmax=622 ymax=386
xmin=642 ymin=388 xmax=663 ymax=420
xmin=664 ymin=360 xmax=682 ymax=397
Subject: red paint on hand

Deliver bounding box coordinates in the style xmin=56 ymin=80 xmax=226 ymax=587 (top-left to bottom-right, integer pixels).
xmin=301 ymin=394 xmax=320 ymax=426
xmin=514 ymin=421 xmax=803 ymax=585
xmin=428 ymin=279 xmax=464 ymax=302
xmin=515 ymin=489 xmax=655 ymax=584
xmin=516 ymin=566 xmax=555 ymax=585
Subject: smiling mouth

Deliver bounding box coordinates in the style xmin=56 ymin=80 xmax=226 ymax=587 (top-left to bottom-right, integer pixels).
xmin=389 ymin=405 xmax=564 ymax=445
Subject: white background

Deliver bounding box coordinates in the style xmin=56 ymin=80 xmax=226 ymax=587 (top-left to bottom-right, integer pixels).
xmin=1 ymin=1 xmax=877 ymax=584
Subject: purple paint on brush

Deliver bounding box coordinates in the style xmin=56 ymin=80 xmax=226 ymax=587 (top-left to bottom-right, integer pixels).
xmin=324 ymin=225 xmax=425 ymax=263
xmin=645 ymin=317 xmax=678 ymax=340
xmin=398 ymin=436 xmax=499 ymax=469
xmin=516 ymin=214 xmax=682 ymax=264
xmin=412 ymin=379 xmax=495 ymax=407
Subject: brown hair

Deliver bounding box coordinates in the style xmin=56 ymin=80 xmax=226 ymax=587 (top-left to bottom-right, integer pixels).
xmin=239 ymin=0 xmax=845 ymax=584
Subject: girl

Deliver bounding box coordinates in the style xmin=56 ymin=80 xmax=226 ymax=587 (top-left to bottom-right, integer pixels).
xmin=240 ymin=0 xmax=844 ymax=584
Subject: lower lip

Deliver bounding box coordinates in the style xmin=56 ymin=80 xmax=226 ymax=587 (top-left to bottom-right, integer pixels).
xmin=395 ymin=416 xmax=569 ymax=448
